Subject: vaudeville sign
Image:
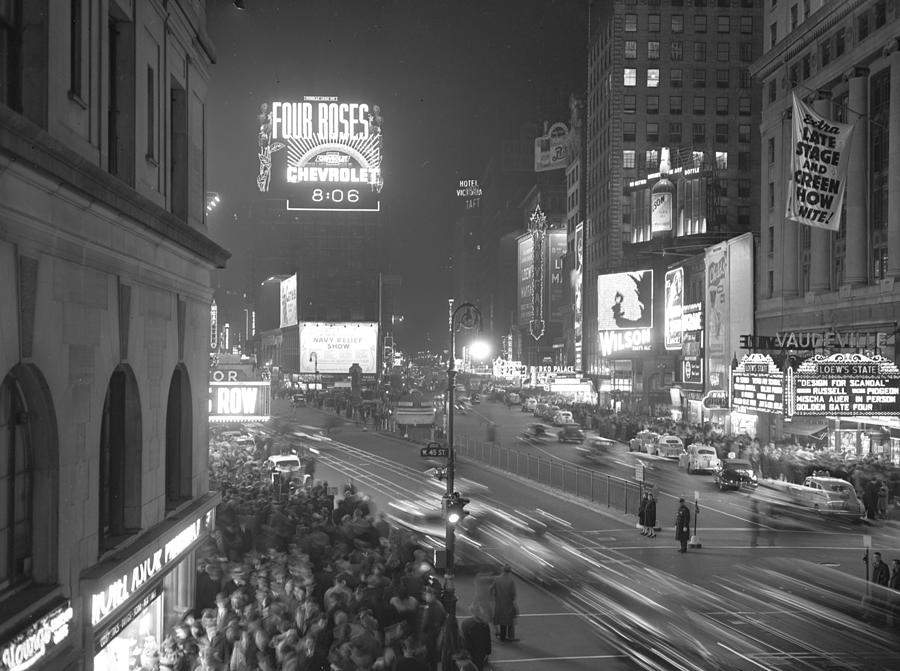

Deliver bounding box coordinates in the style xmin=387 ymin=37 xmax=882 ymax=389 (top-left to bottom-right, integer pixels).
xmin=731 ymin=353 xmax=784 ymax=414
xmin=786 ymin=93 xmax=855 ymax=231
xmin=788 ymin=352 xmax=900 ymax=417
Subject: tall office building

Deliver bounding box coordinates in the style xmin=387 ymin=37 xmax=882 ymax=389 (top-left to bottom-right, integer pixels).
xmin=583 ymin=0 xmax=762 ymax=410
xmin=0 ymin=2 xmax=227 ymax=668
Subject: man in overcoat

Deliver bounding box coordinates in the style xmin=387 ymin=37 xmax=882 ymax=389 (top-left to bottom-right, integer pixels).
xmin=675 ymin=498 xmax=691 ymax=553
xmin=490 ymin=564 xmax=519 ymax=641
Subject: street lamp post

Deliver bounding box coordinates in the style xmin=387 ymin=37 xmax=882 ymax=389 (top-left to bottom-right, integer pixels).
xmin=309 ymin=352 xmax=319 ymax=398
xmin=442 ymin=299 xmax=481 ymax=666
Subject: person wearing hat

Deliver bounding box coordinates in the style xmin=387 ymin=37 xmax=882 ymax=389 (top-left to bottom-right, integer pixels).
xmin=490 ymin=564 xmax=519 ymax=642
xmin=675 ymin=498 xmax=691 ymax=553
xmin=460 ymin=603 xmax=492 ymax=670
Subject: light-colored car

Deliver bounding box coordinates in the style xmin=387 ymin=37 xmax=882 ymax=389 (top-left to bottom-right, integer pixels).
xmin=686 ymin=444 xmax=720 ymax=474
xmin=552 ymin=410 xmax=574 ymax=426
xmin=629 ymin=430 xmax=659 ymax=453
xmin=654 ymin=434 xmax=684 ymax=458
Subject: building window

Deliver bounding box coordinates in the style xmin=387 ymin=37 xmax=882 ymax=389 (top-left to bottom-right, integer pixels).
xmin=623 ymin=121 xmax=636 ymax=142
xmin=0 ymin=375 xmax=32 ymax=593
xmin=625 ymin=14 xmax=637 ymax=31
xmin=738 ymin=151 xmax=750 ymax=171
xmin=858 ymin=14 xmax=869 ymax=41
xmin=789 ymin=63 xmax=799 ymax=87
xmin=646 ymin=149 xmax=659 ymax=170
xmin=768 ymin=79 xmax=777 ymax=103
xmin=625 ymin=40 xmax=637 ymax=59
xmin=146 ymin=64 xmax=156 ymax=160
xmin=170 ymin=77 xmax=188 ymax=220
xmin=672 ymin=15 xmax=684 ymax=33
xmin=738 ymin=205 xmax=750 ymax=228
xmin=716 ymin=97 xmax=729 ymax=115
xmin=623 ymin=150 xmax=636 ymax=168
xmin=717 ymin=16 xmax=730 ymax=33
xmin=803 ymin=0 xmax=811 ymax=19
xmin=646 ymin=122 xmax=659 ymax=142
xmin=876 ymin=1 xmax=887 ymax=28
xmin=671 ymin=69 xmax=683 ymax=87
xmin=165 ymin=365 xmax=193 ymax=509
xmin=692 ymin=123 xmax=706 ymax=143
xmin=740 ymin=69 xmax=751 ymax=88
xmin=740 ymin=43 xmax=753 ymax=62
xmin=821 ymin=39 xmax=831 ymax=67
xmin=649 ymin=14 xmax=660 ymax=32
xmin=739 ymin=97 xmax=751 ymax=115
xmin=669 ymin=122 xmax=682 ymax=142
xmin=715 ymin=151 xmax=728 ymax=169
xmin=694 ymin=42 xmax=706 ymax=61
xmin=767 ymin=270 xmax=774 ymax=298
xmin=624 ymin=95 xmax=636 ymax=113
xmin=768 ymin=225 xmax=775 ymax=254
xmin=768 ymin=182 xmax=775 ymax=209
xmin=716 ymin=69 xmax=730 ymax=88
xmin=648 ymin=41 xmax=660 ymax=59
xmin=694 ymin=15 xmax=707 ymax=33
xmin=647 ymin=69 xmax=660 ymax=87
xmin=835 ymin=28 xmax=845 ymax=56
xmin=647 ymin=95 xmax=659 ymax=114
xmin=693 ymin=96 xmax=706 ymax=114
xmin=0 ymin=0 xmax=21 ymax=110
xmin=693 ymin=69 xmax=706 ymax=88
xmin=770 ymin=23 xmax=777 ymax=48
xmin=670 ymin=95 xmax=683 ymax=114
xmin=738 ymin=178 xmax=750 ymax=196
xmin=624 ymin=68 xmax=637 ymax=86
xmin=717 ymin=42 xmax=730 ymax=61
xmin=715 ymin=123 xmax=729 ymax=142
xmin=69 ymin=0 xmax=84 ymax=99
xmin=740 ymin=16 xmax=753 ymax=34
xmin=790 ymin=4 xmax=798 ymax=30
xmin=738 ymin=124 xmax=750 ymax=143
xmin=671 ymin=41 xmax=683 ymax=60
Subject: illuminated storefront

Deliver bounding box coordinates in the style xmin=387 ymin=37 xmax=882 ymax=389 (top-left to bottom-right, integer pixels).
xmin=0 ymin=601 xmax=74 ymax=671
xmin=81 ymin=494 xmax=218 ymax=670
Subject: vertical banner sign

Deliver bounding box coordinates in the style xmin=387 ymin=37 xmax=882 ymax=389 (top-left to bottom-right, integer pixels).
xmin=548 ymin=230 xmax=567 ymax=323
xmin=705 ymin=244 xmax=728 ymax=390
xmin=665 ymin=267 xmax=684 ymax=350
xmin=517 ymin=235 xmax=534 ymax=327
xmin=573 ymin=222 xmax=584 ymax=370
xmin=787 ymin=93 xmax=855 ymax=231
xmin=280 ymin=274 xmax=298 ymax=328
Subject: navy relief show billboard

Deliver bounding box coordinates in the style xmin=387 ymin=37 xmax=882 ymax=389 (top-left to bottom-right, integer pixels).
xmin=256 ymin=97 xmax=384 ymax=211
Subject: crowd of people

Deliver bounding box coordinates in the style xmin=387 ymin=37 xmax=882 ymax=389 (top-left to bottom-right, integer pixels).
xmin=148 ymin=438 xmax=515 ymax=671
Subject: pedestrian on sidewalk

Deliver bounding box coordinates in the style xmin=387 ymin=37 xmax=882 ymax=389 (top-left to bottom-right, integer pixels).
xmin=675 ymin=498 xmax=691 ymax=553
xmin=460 ymin=604 xmax=492 ymax=670
xmin=490 ymin=565 xmax=519 ymax=642
xmin=638 ymin=492 xmax=648 ymax=535
xmin=644 ymin=493 xmax=657 ymax=538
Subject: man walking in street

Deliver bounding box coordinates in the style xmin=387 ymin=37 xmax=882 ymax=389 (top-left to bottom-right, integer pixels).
xmin=675 ymin=498 xmax=691 ymax=553
xmin=490 ymin=564 xmax=519 ymax=642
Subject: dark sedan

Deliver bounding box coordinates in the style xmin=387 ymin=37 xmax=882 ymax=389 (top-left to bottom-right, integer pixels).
xmin=714 ymin=458 xmax=759 ymax=491
xmin=557 ymin=425 xmax=585 ymax=444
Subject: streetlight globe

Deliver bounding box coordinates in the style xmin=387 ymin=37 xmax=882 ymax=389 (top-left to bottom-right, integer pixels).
xmin=468 ymin=340 xmax=491 ymax=362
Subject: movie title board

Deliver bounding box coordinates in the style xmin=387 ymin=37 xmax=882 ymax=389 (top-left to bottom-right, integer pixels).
xmin=789 ymin=353 xmax=900 ymax=417
xmin=731 ymin=353 xmax=784 ymax=413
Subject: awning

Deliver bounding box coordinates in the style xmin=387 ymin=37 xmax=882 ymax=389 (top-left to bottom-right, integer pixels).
xmin=782 ymin=421 xmax=828 ymax=440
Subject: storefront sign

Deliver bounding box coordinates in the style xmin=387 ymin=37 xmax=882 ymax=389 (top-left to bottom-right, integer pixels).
xmin=90 ymin=506 xmax=215 ymax=627
xmin=702 ymin=390 xmax=728 ymax=409
xmin=664 ymin=268 xmax=684 ymax=350
xmin=0 ymin=602 xmax=73 ymax=671
xmin=789 ymin=353 xmax=900 ymax=417
xmin=740 ymin=331 xmax=888 ymax=351
xmin=731 ymin=353 xmax=784 ymax=413
xmin=94 ymin=584 xmax=163 ymax=654
xmin=209 ymin=381 xmax=271 ymax=422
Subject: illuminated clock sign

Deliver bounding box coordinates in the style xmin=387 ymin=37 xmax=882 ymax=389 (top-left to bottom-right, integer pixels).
xmin=731 ymin=353 xmax=784 ymax=413
xmin=788 ymin=353 xmax=900 ymax=417
xmin=257 ymin=96 xmax=383 ymax=212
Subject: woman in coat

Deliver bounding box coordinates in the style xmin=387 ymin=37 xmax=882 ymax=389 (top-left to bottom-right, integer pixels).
xmin=638 ymin=493 xmax=648 ymax=535
xmin=644 ymin=493 xmax=657 ymax=538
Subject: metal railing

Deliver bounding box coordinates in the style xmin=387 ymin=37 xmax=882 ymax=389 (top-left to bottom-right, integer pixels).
xmin=455 ymin=434 xmax=642 ymax=517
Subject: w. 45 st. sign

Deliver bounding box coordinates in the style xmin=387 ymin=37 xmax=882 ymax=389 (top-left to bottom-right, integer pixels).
xmin=420 ymin=442 xmax=449 ymax=458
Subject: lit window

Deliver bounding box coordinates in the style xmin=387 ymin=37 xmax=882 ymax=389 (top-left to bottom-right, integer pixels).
xmin=624 ymin=68 xmax=637 ymax=86
xmin=623 ymin=150 xmax=636 ymax=168
xmin=625 ymin=40 xmax=637 ymax=59
xmin=648 ymin=41 xmax=660 ymax=60
xmin=625 ymin=14 xmax=638 ymax=31
xmin=646 ymin=149 xmax=659 ymax=170
xmin=716 ymin=152 xmax=728 ymax=169
xmin=647 ymin=69 xmax=660 ymax=87
xmin=672 ymin=15 xmax=684 ymax=33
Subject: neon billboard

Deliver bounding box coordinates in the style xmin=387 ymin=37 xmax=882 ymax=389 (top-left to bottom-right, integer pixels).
xmin=597 ymin=270 xmax=654 ymax=356
xmin=257 ymin=97 xmax=383 ymax=212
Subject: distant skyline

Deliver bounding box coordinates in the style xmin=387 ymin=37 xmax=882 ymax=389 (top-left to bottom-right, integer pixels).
xmin=205 ymin=0 xmax=587 ymax=351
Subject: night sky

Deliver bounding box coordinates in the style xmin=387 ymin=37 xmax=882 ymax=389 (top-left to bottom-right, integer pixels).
xmin=206 ymin=0 xmax=587 ymax=351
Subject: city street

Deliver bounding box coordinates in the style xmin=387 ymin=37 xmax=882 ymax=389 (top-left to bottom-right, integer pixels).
xmin=269 ymin=398 xmax=900 ymax=669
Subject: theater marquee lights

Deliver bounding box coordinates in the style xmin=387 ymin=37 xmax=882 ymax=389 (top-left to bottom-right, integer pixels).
xmin=788 ymin=353 xmax=900 ymax=417
xmin=256 ymin=96 xmax=384 ymax=212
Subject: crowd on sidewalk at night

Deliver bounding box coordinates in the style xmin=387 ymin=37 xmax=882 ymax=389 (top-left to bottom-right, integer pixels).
xmin=142 ymin=440 xmax=505 ymax=671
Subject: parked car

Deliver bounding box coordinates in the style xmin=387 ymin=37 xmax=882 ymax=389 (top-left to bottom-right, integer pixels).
xmin=629 ymin=430 xmax=659 ymax=453
xmin=291 ymin=393 xmax=307 ymax=407
xmin=575 ymin=436 xmax=616 ymax=461
xmin=533 ymin=402 xmax=549 ymax=418
xmin=522 ymin=397 xmax=538 ymax=413
xmin=714 ymin=458 xmax=759 ymax=491
xmin=686 ymin=444 xmax=720 ymax=474
xmin=543 ymin=405 xmax=560 ymax=421
xmin=552 ymin=410 xmax=574 ymax=426
xmin=557 ymin=425 xmax=585 ymax=444
xmin=654 ymin=434 xmax=684 ymax=458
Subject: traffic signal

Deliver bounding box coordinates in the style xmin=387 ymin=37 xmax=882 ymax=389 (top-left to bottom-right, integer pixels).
xmin=444 ymin=492 xmax=470 ymax=525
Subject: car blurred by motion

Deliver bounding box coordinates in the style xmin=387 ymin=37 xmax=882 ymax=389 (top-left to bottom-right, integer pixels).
xmin=713 ymin=458 xmax=758 ymax=491
xmin=575 ymin=436 xmax=617 ymax=462
xmin=557 ymin=424 xmax=585 ymax=444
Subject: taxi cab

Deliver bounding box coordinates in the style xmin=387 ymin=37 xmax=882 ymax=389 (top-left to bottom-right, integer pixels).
xmin=686 ymin=443 xmax=720 ymax=474
xmin=654 ymin=434 xmax=684 ymax=458
xmin=629 ymin=430 xmax=659 ymax=453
